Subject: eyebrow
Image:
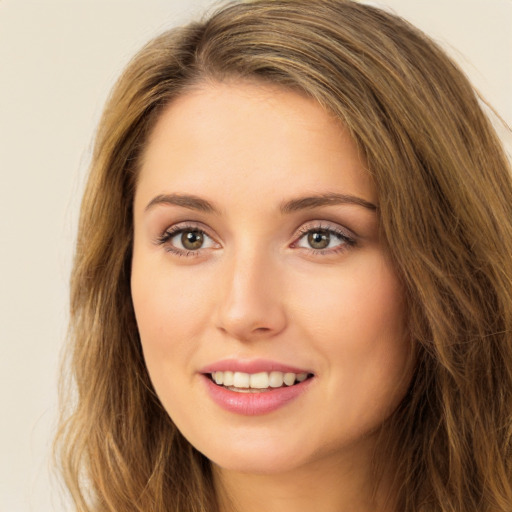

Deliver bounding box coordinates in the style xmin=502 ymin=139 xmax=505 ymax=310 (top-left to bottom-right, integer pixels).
xmin=144 ymin=193 xmax=220 ymax=213
xmin=280 ymin=193 xmax=378 ymax=214
xmin=144 ymin=192 xmax=377 ymax=215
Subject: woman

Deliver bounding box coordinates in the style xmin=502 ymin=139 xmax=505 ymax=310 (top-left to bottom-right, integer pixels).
xmin=55 ymin=1 xmax=512 ymax=511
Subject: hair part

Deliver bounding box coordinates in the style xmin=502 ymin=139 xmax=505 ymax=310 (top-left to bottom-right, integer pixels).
xmin=55 ymin=1 xmax=512 ymax=511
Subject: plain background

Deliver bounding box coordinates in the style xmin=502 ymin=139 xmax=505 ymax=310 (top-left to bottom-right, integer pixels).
xmin=0 ymin=1 xmax=511 ymax=511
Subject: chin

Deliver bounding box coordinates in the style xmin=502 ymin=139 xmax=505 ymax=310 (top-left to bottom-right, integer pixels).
xmin=186 ymin=428 xmax=307 ymax=475
xmin=197 ymin=428 xmax=347 ymax=477
xmin=211 ymin=450 xmax=309 ymax=476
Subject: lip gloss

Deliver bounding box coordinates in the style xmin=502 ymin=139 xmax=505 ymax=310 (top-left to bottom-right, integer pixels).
xmin=201 ymin=373 xmax=313 ymax=415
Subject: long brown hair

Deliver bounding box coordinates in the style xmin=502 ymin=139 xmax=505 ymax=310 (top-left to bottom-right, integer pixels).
xmin=55 ymin=1 xmax=512 ymax=510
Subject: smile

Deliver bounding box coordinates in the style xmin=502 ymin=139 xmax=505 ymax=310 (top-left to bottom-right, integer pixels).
xmin=210 ymin=371 xmax=310 ymax=392
xmin=202 ymin=370 xmax=315 ymax=415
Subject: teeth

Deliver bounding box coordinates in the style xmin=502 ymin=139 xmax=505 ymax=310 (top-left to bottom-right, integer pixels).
xmin=283 ymin=372 xmax=296 ymax=386
xmin=223 ymin=371 xmax=234 ymax=386
xmin=250 ymin=372 xmax=269 ymax=389
xmin=233 ymin=372 xmax=250 ymax=388
xmin=269 ymin=371 xmax=284 ymax=388
xmin=211 ymin=371 xmax=309 ymax=389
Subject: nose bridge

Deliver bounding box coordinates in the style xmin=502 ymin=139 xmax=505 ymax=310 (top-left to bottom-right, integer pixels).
xmin=216 ymin=239 xmax=286 ymax=340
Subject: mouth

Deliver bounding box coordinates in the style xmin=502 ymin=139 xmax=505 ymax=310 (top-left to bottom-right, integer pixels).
xmin=206 ymin=370 xmax=315 ymax=393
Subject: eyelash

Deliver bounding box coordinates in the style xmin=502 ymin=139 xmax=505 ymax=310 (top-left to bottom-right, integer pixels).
xmin=155 ymin=222 xmax=356 ymax=257
xmin=156 ymin=223 xmax=216 ymax=257
xmin=292 ymin=223 xmax=356 ymax=255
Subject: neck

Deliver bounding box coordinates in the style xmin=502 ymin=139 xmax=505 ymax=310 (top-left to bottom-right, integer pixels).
xmin=212 ymin=439 xmax=395 ymax=512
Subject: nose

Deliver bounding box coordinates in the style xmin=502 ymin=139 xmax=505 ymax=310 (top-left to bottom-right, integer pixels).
xmin=215 ymin=247 xmax=287 ymax=342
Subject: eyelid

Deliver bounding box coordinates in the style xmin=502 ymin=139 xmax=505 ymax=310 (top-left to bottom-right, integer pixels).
xmin=155 ymin=221 xmax=220 ymax=255
xmin=291 ymin=221 xmax=356 ymax=253
xmin=154 ymin=219 xmax=356 ymax=257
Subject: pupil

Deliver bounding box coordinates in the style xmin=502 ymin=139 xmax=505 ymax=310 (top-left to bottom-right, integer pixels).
xmin=182 ymin=231 xmax=204 ymax=250
xmin=308 ymin=230 xmax=330 ymax=249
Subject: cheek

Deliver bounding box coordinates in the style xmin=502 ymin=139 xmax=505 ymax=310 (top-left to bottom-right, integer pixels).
xmin=292 ymin=251 xmax=406 ymax=344
xmin=130 ymin=258 xmax=215 ymax=428
xmin=130 ymin=252 xmax=212 ymax=374
xmin=290 ymin=251 xmax=410 ymax=411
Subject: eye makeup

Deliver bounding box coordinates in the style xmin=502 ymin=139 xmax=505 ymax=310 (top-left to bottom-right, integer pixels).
xmin=154 ymin=219 xmax=357 ymax=259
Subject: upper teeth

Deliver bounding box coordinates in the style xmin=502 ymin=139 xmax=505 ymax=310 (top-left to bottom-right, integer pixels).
xmin=211 ymin=371 xmax=308 ymax=389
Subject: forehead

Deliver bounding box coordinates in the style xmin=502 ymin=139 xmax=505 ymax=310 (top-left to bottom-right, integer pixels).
xmin=135 ymin=81 xmax=376 ymax=213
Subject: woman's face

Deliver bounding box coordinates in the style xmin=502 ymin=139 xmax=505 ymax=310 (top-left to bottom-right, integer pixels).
xmin=131 ymin=81 xmax=412 ymax=474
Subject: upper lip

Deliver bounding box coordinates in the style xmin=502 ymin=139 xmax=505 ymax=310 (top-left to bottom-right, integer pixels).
xmin=199 ymin=358 xmax=312 ymax=375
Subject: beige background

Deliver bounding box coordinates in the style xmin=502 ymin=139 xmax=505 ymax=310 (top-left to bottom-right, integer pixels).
xmin=0 ymin=1 xmax=511 ymax=511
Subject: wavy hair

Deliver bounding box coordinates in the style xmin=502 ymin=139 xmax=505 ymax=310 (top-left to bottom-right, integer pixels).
xmin=55 ymin=1 xmax=512 ymax=510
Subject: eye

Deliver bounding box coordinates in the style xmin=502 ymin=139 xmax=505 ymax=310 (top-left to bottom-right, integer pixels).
xmin=175 ymin=230 xmax=208 ymax=251
xmin=294 ymin=225 xmax=355 ymax=253
xmin=157 ymin=225 xmax=217 ymax=255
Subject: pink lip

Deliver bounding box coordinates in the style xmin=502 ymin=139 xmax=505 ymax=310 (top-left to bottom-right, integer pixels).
xmin=199 ymin=359 xmax=315 ymax=416
xmin=202 ymin=376 xmax=313 ymax=415
xmin=200 ymin=358 xmax=311 ymax=374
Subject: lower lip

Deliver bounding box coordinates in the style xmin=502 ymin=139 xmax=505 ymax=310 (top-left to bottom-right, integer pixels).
xmin=202 ymin=375 xmax=314 ymax=415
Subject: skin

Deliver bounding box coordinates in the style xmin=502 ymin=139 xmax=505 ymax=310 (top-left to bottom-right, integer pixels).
xmin=131 ymin=81 xmax=412 ymax=512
